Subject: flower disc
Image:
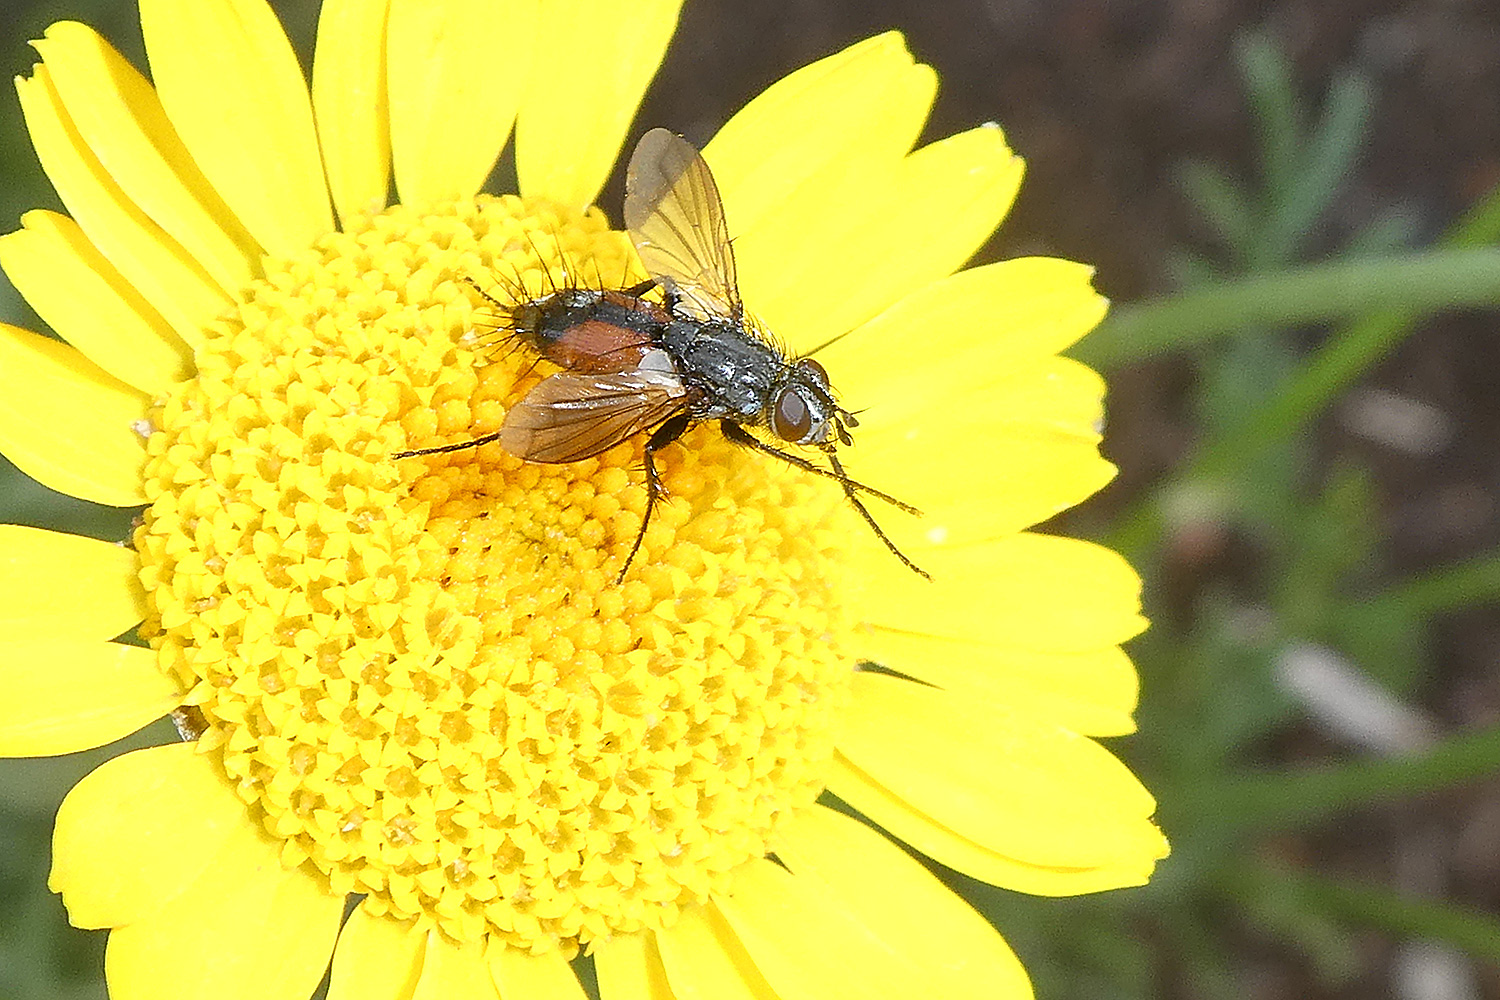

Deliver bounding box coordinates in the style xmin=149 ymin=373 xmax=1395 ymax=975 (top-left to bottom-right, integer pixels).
xmin=135 ymin=194 xmax=856 ymax=953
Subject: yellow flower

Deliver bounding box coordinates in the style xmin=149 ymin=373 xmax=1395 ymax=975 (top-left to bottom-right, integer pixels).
xmin=0 ymin=0 xmax=1168 ymax=998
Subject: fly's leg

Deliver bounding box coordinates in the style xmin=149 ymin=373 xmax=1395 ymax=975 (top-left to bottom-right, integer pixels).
xmin=460 ymin=275 xmax=508 ymax=311
xmin=719 ymin=420 xmax=930 ymax=581
xmin=824 ymin=447 xmax=930 ymax=581
xmin=394 ymin=431 xmax=504 ymax=459
xmin=620 ymin=413 xmax=691 ymax=584
xmin=717 ymin=421 xmax=921 ymax=515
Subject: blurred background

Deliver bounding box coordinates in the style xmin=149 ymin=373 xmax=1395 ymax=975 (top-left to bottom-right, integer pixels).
xmin=3 ymin=0 xmax=1500 ymax=998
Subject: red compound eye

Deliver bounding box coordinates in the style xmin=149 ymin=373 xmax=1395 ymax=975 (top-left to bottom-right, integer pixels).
xmin=772 ymin=387 xmax=812 ymax=442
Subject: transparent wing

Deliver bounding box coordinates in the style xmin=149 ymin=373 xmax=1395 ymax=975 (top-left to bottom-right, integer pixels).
xmin=624 ymin=128 xmax=740 ymax=321
xmin=500 ymin=370 xmax=689 ymax=463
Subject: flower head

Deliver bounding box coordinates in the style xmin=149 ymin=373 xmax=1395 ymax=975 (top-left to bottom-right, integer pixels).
xmin=0 ymin=1 xmax=1166 ymax=997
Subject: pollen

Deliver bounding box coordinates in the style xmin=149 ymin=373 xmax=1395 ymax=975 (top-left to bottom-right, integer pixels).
xmin=133 ymin=194 xmax=856 ymax=954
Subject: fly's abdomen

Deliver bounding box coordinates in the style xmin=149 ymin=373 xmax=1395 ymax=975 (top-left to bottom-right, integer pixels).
xmin=513 ymin=289 xmax=672 ymax=373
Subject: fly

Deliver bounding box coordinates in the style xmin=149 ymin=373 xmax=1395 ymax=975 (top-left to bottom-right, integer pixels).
xmin=398 ymin=128 xmax=927 ymax=583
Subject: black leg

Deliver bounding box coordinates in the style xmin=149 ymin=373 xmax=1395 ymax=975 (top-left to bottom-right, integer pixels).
xmin=619 ymin=413 xmax=691 ymax=583
xmin=394 ymin=430 xmax=505 ymax=459
xmin=718 ymin=421 xmax=921 ymax=515
xmin=824 ymin=448 xmax=930 ymax=581
xmin=461 ymin=275 xmax=508 ymax=311
xmin=621 ymin=278 xmax=658 ymax=298
xmin=719 ymin=421 xmax=930 ymax=581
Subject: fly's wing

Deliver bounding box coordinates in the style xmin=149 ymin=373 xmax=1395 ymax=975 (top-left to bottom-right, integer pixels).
xmin=500 ymin=369 xmax=688 ymax=463
xmin=624 ymin=128 xmax=740 ymax=321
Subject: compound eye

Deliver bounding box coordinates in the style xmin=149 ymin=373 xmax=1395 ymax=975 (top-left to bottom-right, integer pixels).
xmin=795 ymin=358 xmax=828 ymax=384
xmin=772 ymin=387 xmax=812 ymax=442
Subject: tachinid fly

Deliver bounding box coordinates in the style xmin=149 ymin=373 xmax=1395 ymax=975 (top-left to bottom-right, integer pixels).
xmin=398 ymin=128 xmax=927 ymax=583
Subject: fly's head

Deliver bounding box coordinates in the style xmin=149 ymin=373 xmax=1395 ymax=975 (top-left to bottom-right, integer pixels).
xmin=769 ymin=358 xmax=858 ymax=449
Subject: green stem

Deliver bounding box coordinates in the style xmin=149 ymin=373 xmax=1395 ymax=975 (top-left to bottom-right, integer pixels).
xmin=1225 ymin=862 xmax=1500 ymax=964
xmin=1076 ymin=246 xmax=1500 ymax=368
xmin=1192 ymin=306 xmax=1406 ymax=479
xmin=1357 ymin=549 xmax=1500 ymax=618
xmin=1203 ymin=724 xmax=1500 ymax=831
xmin=1450 ymin=176 xmax=1500 ymax=245
xmin=1097 ymin=180 xmax=1500 ymax=559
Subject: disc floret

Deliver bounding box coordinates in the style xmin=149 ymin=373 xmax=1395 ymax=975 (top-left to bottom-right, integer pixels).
xmin=135 ymin=194 xmax=856 ymax=952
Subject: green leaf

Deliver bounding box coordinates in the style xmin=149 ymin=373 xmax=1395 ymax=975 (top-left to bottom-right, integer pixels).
xmin=1231 ymin=862 xmax=1500 ymax=964
xmin=1179 ymin=159 xmax=1257 ymax=256
xmin=1222 ymin=862 xmax=1363 ymax=985
xmin=1267 ymin=69 xmax=1374 ymax=262
xmin=1201 ymin=723 xmax=1500 ymax=832
xmin=1357 ymin=548 xmax=1500 ymax=618
xmin=1076 ymin=246 xmax=1500 ymax=367
xmin=1331 ymin=548 xmax=1500 ymax=694
xmin=1236 ymin=32 xmax=1301 ymax=203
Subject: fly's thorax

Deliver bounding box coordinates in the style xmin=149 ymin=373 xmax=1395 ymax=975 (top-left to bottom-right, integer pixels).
xmin=661 ymin=318 xmax=782 ymax=422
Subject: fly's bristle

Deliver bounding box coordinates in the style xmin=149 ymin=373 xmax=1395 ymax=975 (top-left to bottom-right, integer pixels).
xmin=461 ymin=268 xmax=537 ymax=368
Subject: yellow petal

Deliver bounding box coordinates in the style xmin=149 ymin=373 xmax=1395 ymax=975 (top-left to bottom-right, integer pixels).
xmin=0 ymin=524 xmax=144 ymax=641
xmin=869 ymin=428 xmax=1114 ymax=546
xmin=0 ymin=639 xmax=177 ymax=756
xmin=50 ymin=742 xmax=261 ymax=928
xmin=853 ymin=532 xmax=1147 ymax=651
xmin=654 ymin=904 xmax=773 ymax=1000
xmin=850 ymin=353 xmax=1109 ymax=443
xmin=775 ymin=806 xmax=1032 ymax=1000
xmin=848 ymin=359 xmax=1115 ymax=545
xmin=15 ymin=67 xmax=231 ymax=345
xmin=738 ymin=124 xmax=1024 ymax=353
xmin=516 ymin=0 xmax=682 ymax=211
xmin=488 ymin=941 xmax=588 ymax=1000
xmin=104 ymin=838 xmax=344 ymax=1000
xmin=706 ymin=32 xmax=934 ymax=238
xmin=312 ymin=0 xmax=393 ymax=227
xmin=828 ymin=750 xmax=1166 ymax=896
xmin=821 ymin=258 xmax=1110 ymax=424
xmin=0 ymin=210 xmax=189 ymax=394
xmin=0 ymin=323 xmax=148 ymax=506
xmin=139 ymin=0 xmax=334 ymax=257
xmin=412 ymin=933 xmax=496 ymax=1000
xmin=839 ymin=673 xmax=1159 ymax=865
xmin=593 ymin=931 xmax=675 ymax=1000
xmin=856 ymin=629 xmax=1139 ymax=737
xmin=327 ymin=905 xmax=425 ymax=1000
xmin=828 ymin=672 xmax=1169 ymax=892
xmin=387 ymin=0 xmax=539 ymax=208
xmin=33 ymin=21 xmax=261 ymax=293
xmin=712 ymin=858 xmax=923 ymax=1000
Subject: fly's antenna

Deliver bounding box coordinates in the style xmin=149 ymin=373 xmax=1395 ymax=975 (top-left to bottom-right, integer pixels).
xmin=832 ymin=416 xmax=853 ymax=447
xmin=832 ymin=405 xmax=861 ymax=446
